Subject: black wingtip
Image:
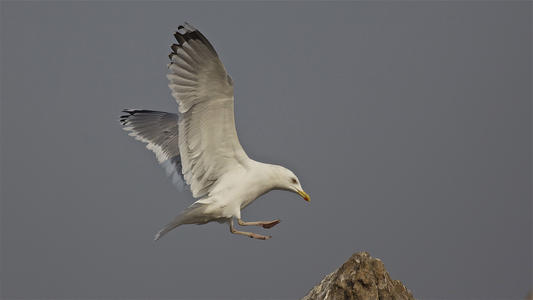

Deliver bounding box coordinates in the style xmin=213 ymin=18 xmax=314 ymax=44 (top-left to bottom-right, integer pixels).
xmin=174 ymin=32 xmax=185 ymax=44
xmin=120 ymin=109 xmax=154 ymax=125
xmin=119 ymin=109 xmax=132 ymax=125
xmin=119 ymin=116 xmax=128 ymax=125
xmin=168 ymin=22 xmax=218 ymax=62
xmin=170 ymin=44 xmax=179 ymax=53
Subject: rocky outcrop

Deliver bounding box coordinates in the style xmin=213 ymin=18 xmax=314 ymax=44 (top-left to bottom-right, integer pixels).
xmin=302 ymin=252 xmax=415 ymax=300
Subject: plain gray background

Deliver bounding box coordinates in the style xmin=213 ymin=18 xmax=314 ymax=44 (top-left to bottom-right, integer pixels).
xmin=1 ymin=1 xmax=531 ymax=299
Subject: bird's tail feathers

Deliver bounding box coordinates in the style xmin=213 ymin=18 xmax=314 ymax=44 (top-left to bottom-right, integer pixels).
xmin=153 ymin=202 xmax=210 ymax=241
xmin=154 ymin=219 xmax=184 ymax=241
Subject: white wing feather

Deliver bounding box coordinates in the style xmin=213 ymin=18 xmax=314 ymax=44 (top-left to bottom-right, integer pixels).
xmin=167 ymin=23 xmax=249 ymax=198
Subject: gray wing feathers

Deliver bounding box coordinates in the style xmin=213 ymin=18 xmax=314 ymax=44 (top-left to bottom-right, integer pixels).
xmin=120 ymin=109 xmax=185 ymax=189
xmin=167 ymin=22 xmax=233 ymax=114
xmin=167 ymin=22 xmax=247 ymax=199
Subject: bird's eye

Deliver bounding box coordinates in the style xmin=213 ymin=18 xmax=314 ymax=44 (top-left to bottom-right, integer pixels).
xmin=291 ymin=178 xmax=298 ymax=184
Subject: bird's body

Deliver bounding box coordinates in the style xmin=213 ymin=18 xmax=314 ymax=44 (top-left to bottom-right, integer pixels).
xmin=120 ymin=23 xmax=309 ymax=241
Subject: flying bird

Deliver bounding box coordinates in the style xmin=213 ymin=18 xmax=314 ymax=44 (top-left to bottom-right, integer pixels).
xmin=120 ymin=23 xmax=309 ymax=241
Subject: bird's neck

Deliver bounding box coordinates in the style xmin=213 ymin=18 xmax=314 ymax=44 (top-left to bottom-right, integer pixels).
xmin=251 ymin=161 xmax=287 ymax=191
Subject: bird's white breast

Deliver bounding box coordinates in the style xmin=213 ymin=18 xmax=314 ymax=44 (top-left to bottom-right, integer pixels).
xmin=206 ymin=161 xmax=277 ymax=217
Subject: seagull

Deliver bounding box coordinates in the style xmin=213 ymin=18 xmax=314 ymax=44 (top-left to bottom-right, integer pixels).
xmin=120 ymin=23 xmax=309 ymax=241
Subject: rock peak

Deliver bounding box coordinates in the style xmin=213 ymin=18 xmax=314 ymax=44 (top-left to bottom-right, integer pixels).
xmin=302 ymin=252 xmax=415 ymax=300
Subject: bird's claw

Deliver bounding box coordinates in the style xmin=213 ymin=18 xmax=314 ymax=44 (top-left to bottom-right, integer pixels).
xmin=250 ymin=234 xmax=271 ymax=240
xmin=262 ymin=219 xmax=281 ymax=229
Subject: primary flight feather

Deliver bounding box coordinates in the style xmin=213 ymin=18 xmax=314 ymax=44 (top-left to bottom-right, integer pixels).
xmin=120 ymin=23 xmax=309 ymax=241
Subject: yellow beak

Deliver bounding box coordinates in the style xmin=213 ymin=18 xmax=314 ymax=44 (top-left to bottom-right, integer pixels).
xmin=297 ymin=190 xmax=310 ymax=202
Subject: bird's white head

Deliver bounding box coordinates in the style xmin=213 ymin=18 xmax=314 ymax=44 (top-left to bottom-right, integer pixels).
xmin=271 ymin=165 xmax=310 ymax=202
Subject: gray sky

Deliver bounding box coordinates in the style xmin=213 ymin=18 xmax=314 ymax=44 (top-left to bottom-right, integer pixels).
xmin=1 ymin=1 xmax=531 ymax=299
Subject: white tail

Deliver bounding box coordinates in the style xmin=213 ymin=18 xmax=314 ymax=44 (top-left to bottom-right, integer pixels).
xmin=154 ymin=220 xmax=184 ymax=241
xmin=153 ymin=202 xmax=210 ymax=241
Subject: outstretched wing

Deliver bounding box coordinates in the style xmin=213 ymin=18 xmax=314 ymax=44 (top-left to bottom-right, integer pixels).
xmin=168 ymin=23 xmax=249 ymax=198
xmin=120 ymin=110 xmax=186 ymax=189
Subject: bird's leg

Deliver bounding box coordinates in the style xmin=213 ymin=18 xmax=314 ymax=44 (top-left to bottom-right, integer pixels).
xmin=229 ymin=219 xmax=271 ymax=240
xmin=238 ymin=218 xmax=281 ymax=229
